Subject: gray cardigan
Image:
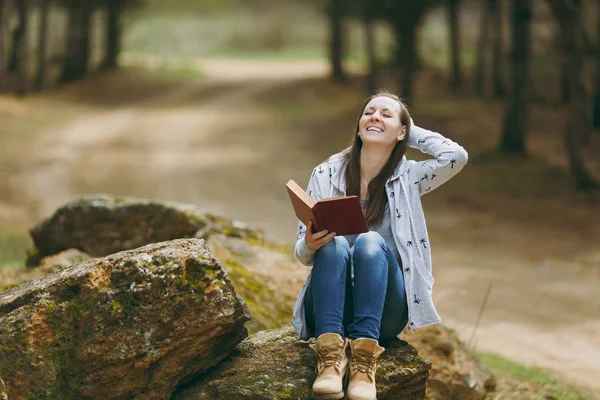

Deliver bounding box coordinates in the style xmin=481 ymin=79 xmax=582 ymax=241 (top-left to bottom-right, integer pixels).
xmin=291 ymin=122 xmax=468 ymax=340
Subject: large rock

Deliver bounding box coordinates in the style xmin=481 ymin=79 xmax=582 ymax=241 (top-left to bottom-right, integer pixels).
xmin=28 ymin=195 xmax=267 ymax=262
xmin=0 ymin=239 xmax=250 ymax=400
xmin=206 ymin=233 xmax=305 ymax=334
xmin=0 ymin=249 xmax=93 ymax=293
xmin=38 ymin=248 xmax=93 ymax=273
xmin=173 ymin=326 xmax=431 ymax=400
xmin=19 ymin=195 xmax=302 ymax=335
xmin=403 ymin=325 xmax=496 ymax=399
xmin=28 ymin=196 xmax=208 ymax=260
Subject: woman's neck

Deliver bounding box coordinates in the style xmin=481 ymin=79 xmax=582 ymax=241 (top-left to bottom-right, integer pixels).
xmin=360 ymin=145 xmax=393 ymax=183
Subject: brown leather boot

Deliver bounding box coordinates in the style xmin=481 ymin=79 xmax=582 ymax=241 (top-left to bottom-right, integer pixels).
xmin=347 ymin=338 xmax=385 ymax=400
xmin=309 ymin=333 xmax=349 ymax=399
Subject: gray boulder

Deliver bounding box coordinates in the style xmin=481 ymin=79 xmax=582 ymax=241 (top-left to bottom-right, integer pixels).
xmin=173 ymin=326 xmax=431 ymax=400
xmin=0 ymin=239 xmax=250 ymax=400
xmin=27 ymin=195 xmax=268 ymax=266
xmin=38 ymin=248 xmax=93 ymax=273
xmin=404 ymin=325 xmax=496 ymax=399
xmin=28 ymin=196 xmax=209 ymax=261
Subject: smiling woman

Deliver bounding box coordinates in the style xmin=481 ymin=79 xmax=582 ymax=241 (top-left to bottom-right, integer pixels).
xmin=351 ymin=94 xmax=412 ymax=226
xmin=290 ymin=89 xmax=468 ymax=400
xmin=360 ymin=97 xmax=409 ymax=147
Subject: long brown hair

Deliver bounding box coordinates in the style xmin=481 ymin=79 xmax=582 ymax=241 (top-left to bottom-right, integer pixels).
xmin=343 ymin=90 xmax=412 ymax=225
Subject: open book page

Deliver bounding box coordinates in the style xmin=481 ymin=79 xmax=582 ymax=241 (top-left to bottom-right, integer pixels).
xmin=286 ymin=180 xmax=317 ymax=230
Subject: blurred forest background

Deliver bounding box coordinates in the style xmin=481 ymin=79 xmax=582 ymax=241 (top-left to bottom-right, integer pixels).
xmin=0 ymin=0 xmax=599 ymax=398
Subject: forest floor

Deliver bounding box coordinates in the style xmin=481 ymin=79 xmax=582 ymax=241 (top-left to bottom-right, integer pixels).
xmin=0 ymin=58 xmax=599 ymax=397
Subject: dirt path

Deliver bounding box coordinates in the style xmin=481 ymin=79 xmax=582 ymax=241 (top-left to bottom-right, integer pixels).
xmin=1 ymin=59 xmax=599 ymax=396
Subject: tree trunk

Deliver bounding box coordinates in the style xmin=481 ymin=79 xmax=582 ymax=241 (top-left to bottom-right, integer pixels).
xmin=499 ymin=0 xmax=531 ymax=154
xmin=10 ymin=0 xmax=29 ymax=93
xmin=491 ymin=0 xmax=505 ymax=97
xmin=394 ymin=24 xmax=417 ymax=104
xmin=103 ymin=0 xmax=120 ymax=70
xmin=594 ymin=59 xmax=600 ymax=129
xmin=475 ymin=0 xmax=492 ymax=96
xmin=8 ymin=0 xmax=24 ymax=74
xmin=448 ymin=0 xmax=462 ymax=91
xmin=559 ymin=26 xmax=570 ymax=102
xmin=363 ymin=17 xmax=378 ymax=94
xmin=565 ymin=64 xmax=598 ymax=189
xmin=7 ymin=11 xmax=18 ymax=72
xmin=0 ymin=0 xmax=8 ymax=91
xmin=61 ymin=0 xmax=92 ymax=83
xmin=593 ymin=0 xmax=600 ymax=129
xmin=35 ymin=0 xmax=49 ymax=90
xmin=328 ymin=0 xmax=345 ymax=82
xmin=552 ymin=0 xmax=599 ymax=189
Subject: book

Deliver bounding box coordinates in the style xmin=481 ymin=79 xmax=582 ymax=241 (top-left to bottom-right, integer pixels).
xmin=285 ymin=179 xmax=369 ymax=236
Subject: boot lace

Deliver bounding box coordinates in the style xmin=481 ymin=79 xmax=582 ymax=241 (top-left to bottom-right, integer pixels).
xmin=351 ymin=352 xmax=376 ymax=382
xmin=317 ymin=347 xmax=343 ymax=371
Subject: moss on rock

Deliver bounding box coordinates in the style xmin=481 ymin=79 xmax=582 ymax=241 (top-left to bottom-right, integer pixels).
xmin=28 ymin=196 xmax=210 ymax=260
xmin=173 ymin=326 xmax=430 ymax=400
xmin=0 ymin=239 xmax=250 ymax=400
xmin=223 ymin=258 xmax=293 ymax=333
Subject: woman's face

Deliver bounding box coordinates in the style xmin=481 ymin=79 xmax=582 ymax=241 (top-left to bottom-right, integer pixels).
xmin=358 ymin=96 xmax=406 ymax=149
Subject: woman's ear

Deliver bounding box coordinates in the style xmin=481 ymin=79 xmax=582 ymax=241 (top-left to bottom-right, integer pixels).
xmin=397 ymin=129 xmax=406 ymax=142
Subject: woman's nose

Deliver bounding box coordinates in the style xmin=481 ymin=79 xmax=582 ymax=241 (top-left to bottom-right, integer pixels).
xmin=370 ymin=112 xmax=381 ymax=121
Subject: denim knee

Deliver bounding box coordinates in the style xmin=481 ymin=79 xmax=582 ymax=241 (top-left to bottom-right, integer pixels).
xmin=354 ymin=231 xmax=387 ymax=259
xmin=314 ymin=236 xmax=351 ymax=267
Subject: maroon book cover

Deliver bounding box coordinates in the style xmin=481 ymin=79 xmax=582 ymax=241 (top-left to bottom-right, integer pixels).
xmin=286 ymin=180 xmax=369 ymax=236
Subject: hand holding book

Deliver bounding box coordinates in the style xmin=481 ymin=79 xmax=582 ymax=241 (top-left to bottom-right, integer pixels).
xmin=304 ymin=220 xmax=336 ymax=251
xmin=286 ymin=179 xmax=368 ymax=237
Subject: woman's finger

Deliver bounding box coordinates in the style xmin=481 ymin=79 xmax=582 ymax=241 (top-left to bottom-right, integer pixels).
xmin=311 ymin=229 xmax=330 ymax=240
xmin=304 ymin=221 xmax=312 ymax=238
xmin=315 ymin=232 xmax=336 ymax=245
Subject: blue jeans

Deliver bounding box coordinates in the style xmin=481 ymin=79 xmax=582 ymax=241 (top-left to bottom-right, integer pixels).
xmin=304 ymin=232 xmax=409 ymax=345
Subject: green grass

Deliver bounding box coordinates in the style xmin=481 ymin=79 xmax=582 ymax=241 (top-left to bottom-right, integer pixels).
xmin=121 ymin=7 xmax=393 ymax=63
xmin=0 ymin=228 xmax=30 ymax=271
xmin=133 ymin=0 xmax=240 ymax=15
xmin=476 ymin=351 xmax=595 ymax=400
xmin=154 ymin=66 xmax=206 ymax=82
xmin=206 ymin=47 xmax=328 ymax=61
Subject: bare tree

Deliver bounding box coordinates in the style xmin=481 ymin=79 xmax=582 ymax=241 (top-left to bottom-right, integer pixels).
xmin=7 ymin=5 xmax=19 ymax=73
xmin=448 ymin=0 xmax=462 ymax=91
xmin=328 ymin=0 xmax=346 ymax=82
xmin=61 ymin=0 xmax=92 ymax=82
xmin=595 ymin=59 xmax=600 ymax=129
xmin=594 ymin=0 xmax=600 ymax=129
xmin=8 ymin=0 xmax=29 ymax=93
xmin=390 ymin=19 xmax=418 ymax=103
xmin=35 ymin=0 xmax=50 ymax=90
xmin=558 ymin=25 xmax=570 ymax=102
xmin=475 ymin=0 xmax=492 ymax=96
xmin=327 ymin=0 xmax=439 ymax=101
xmin=387 ymin=3 xmax=433 ymax=104
xmin=499 ymin=0 xmax=531 ymax=154
xmin=491 ymin=0 xmax=505 ymax=97
xmin=363 ymin=15 xmax=378 ymax=93
xmin=103 ymin=0 xmax=121 ymax=70
xmin=547 ymin=0 xmax=599 ymax=189
xmin=0 ymin=0 xmax=8 ymax=91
